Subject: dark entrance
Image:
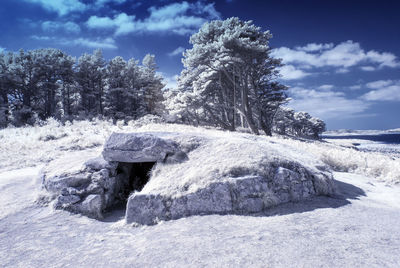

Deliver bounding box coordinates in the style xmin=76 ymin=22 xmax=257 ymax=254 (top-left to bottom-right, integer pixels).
xmin=116 ymin=161 xmax=156 ymax=202
xmin=103 ymin=161 xmax=156 ymax=221
xmin=128 ymin=162 xmax=156 ymax=192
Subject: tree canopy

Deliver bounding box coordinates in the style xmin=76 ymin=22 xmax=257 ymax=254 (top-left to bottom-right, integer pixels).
xmin=169 ymin=17 xmax=288 ymax=135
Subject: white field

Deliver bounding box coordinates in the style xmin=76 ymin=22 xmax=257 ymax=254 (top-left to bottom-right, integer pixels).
xmin=1 ymin=119 xmax=400 ymax=267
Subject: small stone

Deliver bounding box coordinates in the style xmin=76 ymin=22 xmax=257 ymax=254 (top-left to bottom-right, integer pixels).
xmin=84 ymin=156 xmax=112 ymax=171
xmin=78 ymin=194 xmax=104 ymax=219
xmin=54 ymin=195 xmax=81 ymax=209
xmin=86 ymin=182 xmax=104 ymax=195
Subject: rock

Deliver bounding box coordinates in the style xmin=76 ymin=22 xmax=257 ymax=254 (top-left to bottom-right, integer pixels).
xmin=60 ymin=187 xmax=83 ymax=196
xmin=102 ymin=132 xmax=182 ymax=163
xmin=125 ymin=194 xmax=167 ymax=225
xmin=85 ymin=156 xmax=113 ymax=171
xmin=230 ymin=176 xmax=274 ymax=212
xmin=91 ymin=169 xmax=110 ymax=185
xmin=163 ymin=151 xmax=189 ymax=164
xmin=125 ymin=166 xmax=335 ymax=225
xmin=41 ymin=150 xmax=100 ymax=195
xmin=86 ymin=182 xmax=104 ymax=195
xmin=177 ymin=182 xmax=232 ymax=217
xmin=54 ymin=194 xmax=81 ymax=209
xmin=44 ymin=172 xmax=92 ymax=194
xmin=40 ymin=152 xmax=119 ymax=219
xmin=40 ymin=131 xmax=336 ymax=225
xmin=78 ymin=194 xmax=104 ymax=219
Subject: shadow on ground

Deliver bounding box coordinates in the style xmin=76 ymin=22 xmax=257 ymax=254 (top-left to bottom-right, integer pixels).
xmin=101 ymin=202 xmax=126 ymax=222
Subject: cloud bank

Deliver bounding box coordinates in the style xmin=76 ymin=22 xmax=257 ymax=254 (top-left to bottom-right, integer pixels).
xmin=23 ymin=0 xmax=87 ymax=16
xmin=362 ymin=80 xmax=400 ymax=101
xmin=86 ymin=1 xmax=220 ymax=36
xmin=273 ymin=41 xmax=400 ymax=80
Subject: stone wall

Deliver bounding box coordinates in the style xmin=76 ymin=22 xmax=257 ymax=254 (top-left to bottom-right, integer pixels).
xmin=39 ymin=132 xmax=336 ymax=224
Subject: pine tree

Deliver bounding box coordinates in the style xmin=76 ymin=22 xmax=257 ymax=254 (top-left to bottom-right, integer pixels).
xmin=141 ymin=54 xmax=165 ymax=115
xmin=75 ymin=50 xmax=106 ymax=117
xmin=104 ymin=56 xmax=128 ymax=119
xmin=175 ymin=17 xmax=287 ymax=135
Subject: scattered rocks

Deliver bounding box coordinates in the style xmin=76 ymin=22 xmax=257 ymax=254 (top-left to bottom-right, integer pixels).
xmin=39 ymin=150 xmax=122 ymax=219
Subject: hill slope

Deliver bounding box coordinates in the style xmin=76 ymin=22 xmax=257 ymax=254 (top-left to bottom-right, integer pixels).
xmin=0 ymin=118 xmax=399 ymax=266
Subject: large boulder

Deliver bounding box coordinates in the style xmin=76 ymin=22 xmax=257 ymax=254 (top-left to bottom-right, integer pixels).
xmin=123 ymin=131 xmax=336 ymax=225
xmin=40 ymin=130 xmax=336 ymax=224
xmin=102 ymin=132 xmax=182 ymax=163
xmin=125 ymin=166 xmax=334 ymax=225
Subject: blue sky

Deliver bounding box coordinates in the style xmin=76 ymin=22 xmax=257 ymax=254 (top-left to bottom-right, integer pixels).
xmin=0 ymin=0 xmax=399 ymax=130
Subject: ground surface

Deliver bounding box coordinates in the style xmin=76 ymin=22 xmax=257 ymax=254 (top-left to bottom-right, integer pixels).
xmin=1 ymin=167 xmax=400 ymax=267
xmin=1 ymin=121 xmax=399 ymax=267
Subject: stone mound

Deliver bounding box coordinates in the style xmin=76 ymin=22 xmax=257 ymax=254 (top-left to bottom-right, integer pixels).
xmin=39 ymin=131 xmax=336 ymax=224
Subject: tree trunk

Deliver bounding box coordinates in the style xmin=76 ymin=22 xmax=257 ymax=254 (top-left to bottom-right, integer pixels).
xmin=260 ymin=112 xmax=272 ymax=136
xmin=240 ymin=73 xmax=259 ymax=135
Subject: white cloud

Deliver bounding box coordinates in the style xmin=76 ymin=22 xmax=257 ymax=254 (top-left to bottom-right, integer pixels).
xmin=278 ymin=65 xmax=310 ymax=80
xmin=70 ymin=37 xmax=117 ymax=49
xmin=0 ymin=47 xmax=5 ymax=53
xmin=272 ymin=40 xmax=400 ymax=74
xmin=42 ymin=21 xmax=81 ymax=34
xmin=366 ymin=50 xmax=399 ymax=68
xmin=95 ymin=0 xmax=126 ymax=6
xmin=336 ymin=68 xmax=350 ymax=74
xmin=360 ymin=66 xmax=375 ymax=71
xmin=318 ymin=84 xmax=334 ymax=90
xmin=86 ymin=1 xmax=220 ymax=36
xmin=23 ymin=0 xmax=87 ymax=16
xmin=87 ymin=13 xmax=136 ymax=35
xmin=362 ymin=80 xmax=400 ymax=101
xmin=366 ymin=80 xmax=394 ymax=89
xmin=168 ymin=47 xmax=185 ymax=57
xmin=31 ymin=35 xmax=117 ymax=49
xmin=295 ymin=43 xmax=334 ymax=52
xmin=349 ymin=85 xmax=362 ymax=90
xmin=31 ymin=35 xmax=53 ymax=41
xmin=288 ymin=86 xmax=370 ymax=119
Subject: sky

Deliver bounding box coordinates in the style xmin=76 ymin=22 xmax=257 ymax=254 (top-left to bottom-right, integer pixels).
xmin=0 ymin=0 xmax=399 ymax=130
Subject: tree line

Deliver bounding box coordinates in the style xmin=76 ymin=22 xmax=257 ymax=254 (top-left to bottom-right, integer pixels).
xmin=0 ymin=48 xmax=164 ymax=127
xmin=0 ymin=17 xmax=326 ymax=138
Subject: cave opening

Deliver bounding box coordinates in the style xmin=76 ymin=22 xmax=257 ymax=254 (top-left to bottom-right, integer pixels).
xmin=115 ymin=161 xmax=156 ymax=204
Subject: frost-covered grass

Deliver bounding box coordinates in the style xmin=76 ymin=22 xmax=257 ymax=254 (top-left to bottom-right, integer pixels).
xmin=1 ymin=118 xmax=399 ymax=184
xmin=268 ymin=136 xmax=400 ymax=185
xmin=0 ymin=118 xmax=111 ymax=171
xmin=140 ymin=130 xmax=332 ymax=197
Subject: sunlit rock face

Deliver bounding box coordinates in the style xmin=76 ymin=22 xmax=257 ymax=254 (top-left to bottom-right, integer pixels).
xmin=102 ymin=132 xmax=183 ymax=163
xmin=125 ymin=163 xmax=334 ymax=225
xmin=39 ymin=133 xmax=188 ymax=219
xmin=40 ymin=131 xmax=336 ymax=224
